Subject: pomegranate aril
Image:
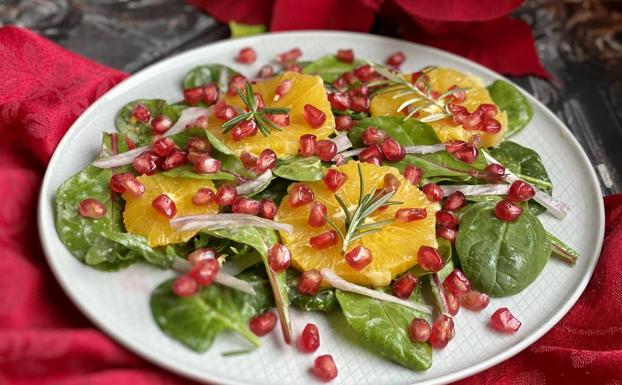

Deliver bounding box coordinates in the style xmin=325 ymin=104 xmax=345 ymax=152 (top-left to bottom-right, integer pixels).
xmin=362 ymin=126 xmax=387 ymax=146
xmin=79 ymin=198 xmax=107 ymax=218
xmin=409 ymin=318 xmax=431 ymax=343
xmin=268 ymin=243 xmax=291 ymax=272
xmin=445 ymin=290 xmax=460 ymax=316
xmin=447 ymin=103 xmax=468 ymax=115
xmin=151 ymin=115 xmax=173 ymax=134
xmin=344 ymin=245 xmax=372 ymax=271
xmin=422 ymin=183 xmax=443 ymax=202
xmin=429 ymin=315 xmax=455 ymax=349
xmin=193 ymin=115 xmax=209 ymax=129
xmin=152 ymin=194 xmax=177 ymax=218
xmin=310 ymin=230 xmax=339 ymax=250
xmin=227 ymin=74 xmax=247 ymax=96
xmin=249 ymin=311 xmax=277 ymax=336
xmin=332 ymin=76 xmax=348 ymax=92
xmin=381 ymin=138 xmax=405 ymax=161
xmin=152 ymin=137 xmax=175 ymax=157
xmin=284 ymin=62 xmax=301 ymax=72
xmin=110 ymin=173 xmax=145 ymax=197
xmin=132 ymin=151 xmax=160 ymax=175
xmin=468 ymin=134 xmax=482 ymax=148
xmin=461 ymin=290 xmax=490 ymax=311
xmin=231 ymin=120 xmax=258 ymax=141
xmin=299 ymin=134 xmax=317 ymax=157
xmin=335 ymin=115 xmax=353 ymax=131
xmin=436 ymin=226 xmax=457 ymax=243
xmin=447 ymin=85 xmax=466 ymax=103
xmin=328 ymin=92 xmax=351 ymax=110
xmin=476 ymin=103 xmax=498 ymax=119
xmin=316 ymin=140 xmax=337 ymax=161
xmin=201 ymin=83 xmax=219 ymax=105
xmin=343 ymin=71 xmax=358 ymax=85
xmin=299 ymin=323 xmax=320 ymax=353
xmin=215 ymin=185 xmax=237 ymax=206
xmin=392 ymin=273 xmax=418 ymax=298
xmin=237 ymin=151 xmax=256 ymax=169
xmin=490 ymin=307 xmax=521 ymax=333
xmin=236 ymin=47 xmax=256 ymax=64
xmin=482 ymin=118 xmax=502 ymax=133
xmin=508 ymin=180 xmax=535 ymax=202
xmin=288 ymin=183 xmax=314 ymax=207
xmin=395 ymin=208 xmax=427 ymax=222
xmin=350 ymin=95 xmax=370 ymax=112
xmin=172 ymin=274 xmax=198 ymax=297
xmin=232 ymin=198 xmax=260 ymax=215
xmin=265 ymin=113 xmax=290 ymax=127
xmin=313 ymin=355 xmax=338 ymax=382
xmin=443 ymin=191 xmax=466 ymax=211
xmin=417 ymin=246 xmax=443 ymax=272
xmin=386 ymin=51 xmax=406 ymax=66
xmin=253 ymin=92 xmax=265 ymax=109
xmin=213 ymin=102 xmax=237 ymax=121
xmin=484 ymin=163 xmax=506 ymax=179
xmin=188 ymin=247 xmax=217 ymax=266
xmin=187 ymin=148 xmax=208 ymax=164
xmin=308 ymin=202 xmax=328 ymax=227
xmin=256 ymin=148 xmax=277 ymax=172
xmin=436 ymin=210 xmax=457 ymax=228
xmin=358 ymin=145 xmax=383 ymax=164
xmin=259 ymin=198 xmax=278 ymax=220
xmin=336 ymin=48 xmax=354 ymax=63
xmin=383 ymin=173 xmax=401 ymax=192
xmin=190 ymin=259 xmax=220 ymax=286
xmin=444 ymin=139 xmax=467 ymax=153
xmin=131 ymin=103 xmax=151 ymax=123
xmin=453 ymin=145 xmax=478 ymax=164
xmin=161 ymin=149 xmax=188 ymax=170
xmin=353 ymin=64 xmax=376 ymax=82
xmin=257 ymin=64 xmax=274 ymax=78
xmin=276 ymin=47 xmax=302 ymax=63
xmin=184 ymin=86 xmax=204 ymax=105
xmin=404 ymin=164 xmax=423 ymax=185
xmin=192 ymin=188 xmax=215 ymax=206
xmin=298 ymin=269 xmax=322 ymax=295
xmin=495 ymin=200 xmax=523 ymax=222
xmin=303 ymin=104 xmax=327 ymax=128
xmin=323 ymin=169 xmax=348 ymax=192
xmin=125 ymin=135 xmax=136 ymax=150
xmin=274 ymin=79 xmax=293 ymax=101
xmin=187 ymin=136 xmax=211 ymax=153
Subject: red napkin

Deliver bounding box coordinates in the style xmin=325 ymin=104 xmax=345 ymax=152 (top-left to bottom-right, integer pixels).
xmin=1 ymin=26 xmax=619 ymax=385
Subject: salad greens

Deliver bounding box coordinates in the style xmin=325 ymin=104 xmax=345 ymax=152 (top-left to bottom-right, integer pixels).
xmin=488 ymin=80 xmax=533 ymax=138
xmin=302 ymin=54 xmax=364 ymax=83
xmin=183 ymin=64 xmax=239 ymax=91
xmin=273 ymin=156 xmax=324 ymax=181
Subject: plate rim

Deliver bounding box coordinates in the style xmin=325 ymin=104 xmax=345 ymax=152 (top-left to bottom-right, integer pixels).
xmin=37 ymin=30 xmax=605 ymax=385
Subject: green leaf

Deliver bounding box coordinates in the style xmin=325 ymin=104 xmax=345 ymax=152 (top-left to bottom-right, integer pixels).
xmin=488 ymin=80 xmax=533 ymax=138
xmin=161 ymin=164 xmax=235 ymax=181
xmin=204 ymin=129 xmax=235 ymax=155
xmin=349 ymin=116 xmax=439 ymax=148
xmin=455 ymin=202 xmax=551 ymax=297
xmin=302 ymin=54 xmax=364 ymax=83
xmin=115 ymin=99 xmax=168 ymax=146
xmin=273 ymin=156 xmax=324 ymax=181
xmin=286 ymin=270 xmax=338 ymax=312
xmin=229 ymin=21 xmax=266 ymax=38
xmin=336 ymin=290 xmax=432 ymax=371
xmin=251 ymin=177 xmax=291 ymax=206
xmin=99 ymin=230 xmax=176 ymax=268
xmin=183 ymin=64 xmax=239 ymax=90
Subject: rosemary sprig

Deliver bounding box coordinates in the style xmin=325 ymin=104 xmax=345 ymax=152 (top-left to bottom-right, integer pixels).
xmin=369 ymin=62 xmax=469 ymax=123
xmin=221 ymin=83 xmax=290 ymax=137
xmin=324 ymin=163 xmax=402 ymax=254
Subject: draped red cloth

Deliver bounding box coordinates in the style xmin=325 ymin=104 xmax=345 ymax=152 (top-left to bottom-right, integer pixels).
xmin=1 ymin=26 xmax=620 ymax=385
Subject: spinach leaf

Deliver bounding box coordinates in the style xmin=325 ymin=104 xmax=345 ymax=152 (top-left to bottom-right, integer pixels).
xmin=286 ymin=270 xmax=338 ymax=312
xmin=487 ymin=80 xmax=533 ymax=138
xmin=150 ymin=269 xmax=272 ymax=352
xmin=204 ymin=129 xmax=235 ymax=155
xmin=455 ymin=202 xmax=551 ymax=297
xmin=115 ymin=99 xmax=167 ymax=146
xmin=161 ymin=164 xmax=235 ymax=181
xmin=350 ymin=116 xmax=440 ymax=147
xmin=252 ymin=177 xmax=290 ymax=206
xmin=302 ymin=55 xmax=364 ymax=83
xmin=273 ymin=156 xmax=324 ymax=181
xmin=183 ymin=64 xmax=239 ymax=90
xmin=100 ymin=230 xmax=177 ymax=268
xmin=336 ymin=290 xmax=432 ymax=371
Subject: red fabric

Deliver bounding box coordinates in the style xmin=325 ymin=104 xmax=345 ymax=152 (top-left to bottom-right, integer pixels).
xmin=0 ymin=26 xmax=620 ymax=385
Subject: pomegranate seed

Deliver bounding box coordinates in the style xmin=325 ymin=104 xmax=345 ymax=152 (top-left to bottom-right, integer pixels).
xmin=461 ymin=111 xmax=483 ymax=130
xmin=252 ymin=93 xmax=265 ymax=110
xmin=152 ymin=194 xmax=176 ymax=218
xmin=184 ymin=86 xmax=204 ymax=105
xmin=236 ymin=47 xmax=256 ymax=64
xmin=288 ymin=183 xmax=314 ymax=207
xmin=151 ymin=115 xmax=173 ymax=134
xmin=161 ymin=149 xmax=188 ymax=170
xmin=453 ymin=145 xmax=478 ymax=164
xmin=172 ymin=274 xmax=198 ymax=297
xmin=335 ymin=115 xmax=353 ymax=131
xmin=236 ymin=152 xmax=256 ymax=169
xmin=403 ymin=164 xmax=423 ymax=185
xmin=392 ymin=273 xmax=418 ymax=298
xmin=299 ymin=323 xmax=320 ymax=353
xmin=249 ymin=311 xmax=277 ymax=336
xmin=323 ymin=169 xmax=348 ymax=192
xmin=383 ymin=173 xmax=401 ymax=192
xmin=444 ymin=139 xmax=467 ymax=153
xmin=131 ymin=103 xmax=151 ymax=123
xmin=188 ymin=148 xmax=208 ymax=164
xmin=476 ymin=103 xmax=498 ymax=119
xmin=132 ymin=151 xmax=160 ymax=175
xmin=447 ymin=103 xmax=467 ymax=116
xmin=484 ymin=163 xmax=506 ymax=179
xmin=443 ymin=269 xmax=471 ymax=298
xmin=353 ymin=64 xmax=376 ymax=82
xmin=445 ymin=290 xmax=460 ymax=316
xmin=422 ymin=183 xmax=443 ymax=202
xmin=193 ymin=115 xmax=209 ymax=129
xmin=268 ymin=243 xmax=291 ymax=272
xmin=78 ymin=198 xmax=107 ymax=218
xmin=344 ymin=245 xmax=372 ymax=270
xmin=436 ymin=210 xmax=457 ymax=228
xmin=192 ymin=188 xmax=215 ymax=206
xmin=349 ymin=84 xmax=369 ymax=97
xmin=276 ymin=47 xmax=302 ymax=63
xmin=125 ymin=135 xmax=136 ymax=150
xmin=430 ymin=91 xmax=440 ymax=100
xmin=358 ymin=145 xmax=383 ymax=164
xmin=313 ymin=355 xmax=338 ymax=382
xmin=188 ymin=247 xmax=217 ymax=266
xmin=213 ymin=102 xmax=238 ymax=120
xmin=343 ymin=71 xmax=358 ymax=84
xmin=227 ymin=74 xmax=247 ymax=96
xmin=494 ymin=200 xmax=523 ymax=222
xmin=190 ymin=259 xmax=220 ymax=286
xmin=336 ymin=48 xmax=354 ymax=63
xmin=231 ymin=120 xmax=258 ymax=141
xmin=298 ymin=269 xmax=322 ymax=295
xmin=508 ymin=180 xmax=535 ymax=202
xmin=274 ymin=79 xmax=293 ymax=101
xmin=409 ymin=318 xmax=431 ymax=342
xmin=461 ymin=290 xmax=490 ymax=311
xmin=361 ymin=126 xmax=387 ymax=146
xmin=215 ymin=185 xmax=237 ymax=206
xmin=109 ymin=173 xmax=145 ymax=197
xmin=436 ymin=226 xmax=457 ymax=244
xmin=481 ymin=118 xmax=502 ymax=133
xmin=310 ymin=230 xmax=339 ymax=250
xmin=316 ymin=140 xmax=337 ymax=161
xmin=328 ymin=92 xmax=351 ymax=110
xmin=308 ymin=202 xmax=327 ymax=227
xmin=417 ymin=246 xmax=443 ymax=271
xmin=187 ymin=137 xmax=211 ymax=153
xmin=152 ymin=137 xmax=175 ymax=157
xmin=256 ymin=149 xmax=277 ymax=172
xmin=334 ymin=155 xmax=345 ymax=167
xmin=201 ymin=83 xmax=219 ymax=105
xmin=381 ymin=138 xmax=405 ymax=161
xmin=429 ymin=315 xmax=455 ymax=349
xmin=257 ymin=64 xmax=274 ymax=78
xmin=299 ymin=134 xmax=317 ymax=157
xmin=232 ymin=198 xmax=260 ymax=215
xmin=443 ymin=191 xmax=466 ymax=211
xmin=265 ymin=113 xmax=290 ymax=127
xmin=468 ymin=134 xmax=482 ymax=148
xmin=490 ymin=308 xmax=521 ymax=333
xmin=303 ymin=104 xmax=326 ymax=128
xmin=284 ymin=62 xmax=301 ymax=72
xmin=259 ymin=198 xmax=278 ymax=219
xmin=350 ymin=95 xmax=370 ymax=112
xmin=386 ymin=51 xmax=406 ymax=66
xmin=332 ymin=76 xmax=348 ymax=92
xmin=395 ymin=208 xmax=427 ymax=222
xmin=447 ymin=85 xmax=466 ymax=103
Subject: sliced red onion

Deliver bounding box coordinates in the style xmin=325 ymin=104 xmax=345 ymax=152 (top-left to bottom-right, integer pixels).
xmin=321 ymin=269 xmax=432 ymax=314
xmin=170 ymin=213 xmax=293 ymax=233
xmin=165 ymin=107 xmax=211 ymax=136
xmin=218 ymin=65 xmax=229 ymax=93
xmin=330 ymin=134 xmax=353 ymax=153
xmin=172 ymin=257 xmax=256 ymax=295
xmin=404 ymin=144 xmax=446 ymax=154
xmin=236 ymin=169 xmax=273 ymax=195
xmin=333 ymin=148 xmax=362 ymax=160
xmin=442 ymin=184 xmax=510 ymax=197
xmin=92 ymin=145 xmax=150 ymax=168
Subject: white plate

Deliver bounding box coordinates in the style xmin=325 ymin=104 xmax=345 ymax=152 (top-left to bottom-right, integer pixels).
xmin=38 ymin=31 xmax=604 ymax=385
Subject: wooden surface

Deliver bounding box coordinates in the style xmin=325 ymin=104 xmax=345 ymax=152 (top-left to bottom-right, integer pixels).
xmin=2 ymin=0 xmax=620 ymax=194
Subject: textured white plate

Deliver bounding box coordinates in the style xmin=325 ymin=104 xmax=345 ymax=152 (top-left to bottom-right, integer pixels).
xmin=38 ymin=31 xmax=604 ymax=385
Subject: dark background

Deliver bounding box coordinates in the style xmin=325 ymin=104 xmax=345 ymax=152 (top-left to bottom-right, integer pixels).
xmin=2 ymin=0 xmax=620 ymax=194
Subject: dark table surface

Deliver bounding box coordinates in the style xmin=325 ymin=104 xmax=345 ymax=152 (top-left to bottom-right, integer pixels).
xmin=2 ymin=0 xmax=621 ymax=194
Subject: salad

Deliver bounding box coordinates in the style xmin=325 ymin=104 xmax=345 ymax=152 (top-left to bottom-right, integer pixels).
xmin=55 ymin=46 xmax=579 ymax=382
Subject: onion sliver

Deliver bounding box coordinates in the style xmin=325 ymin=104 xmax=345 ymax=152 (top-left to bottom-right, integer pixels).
xmin=170 ymin=213 xmax=293 ymax=234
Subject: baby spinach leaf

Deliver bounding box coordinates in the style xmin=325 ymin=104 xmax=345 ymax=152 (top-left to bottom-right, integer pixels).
xmin=252 ymin=177 xmax=290 ymax=206
xmin=183 ymin=64 xmax=239 ymax=90
xmin=336 ymin=290 xmax=432 ymax=371
xmin=204 ymin=129 xmax=235 ymax=155
xmin=487 ymin=80 xmax=533 ymax=138
xmin=161 ymin=164 xmax=235 ymax=181
xmin=273 ymin=156 xmax=324 ymax=181
xmin=115 ymin=99 xmax=167 ymax=146
xmin=302 ymin=55 xmax=364 ymax=83
xmin=100 ymin=230 xmax=177 ymax=268
xmin=455 ymin=202 xmax=551 ymax=297
xmin=349 ymin=116 xmax=439 ymax=148
xmin=286 ymin=270 xmax=338 ymax=312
